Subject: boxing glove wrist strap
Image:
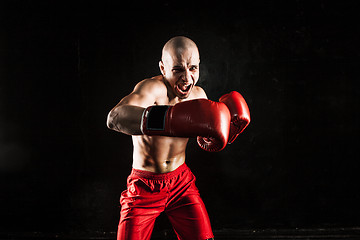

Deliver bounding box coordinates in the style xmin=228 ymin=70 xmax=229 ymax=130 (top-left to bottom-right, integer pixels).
xmin=141 ymin=105 xmax=170 ymax=134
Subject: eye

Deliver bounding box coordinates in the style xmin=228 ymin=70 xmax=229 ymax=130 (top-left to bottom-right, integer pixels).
xmin=172 ymin=68 xmax=183 ymax=73
xmin=190 ymin=66 xmax=198 ymax=71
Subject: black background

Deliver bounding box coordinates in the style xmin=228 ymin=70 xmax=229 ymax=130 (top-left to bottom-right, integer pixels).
xmin=1 ymin=0 xmax=359 ymax=235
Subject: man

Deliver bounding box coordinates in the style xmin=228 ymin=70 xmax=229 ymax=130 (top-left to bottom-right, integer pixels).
xmin=107 ymin=36 xmax=250 ymax=240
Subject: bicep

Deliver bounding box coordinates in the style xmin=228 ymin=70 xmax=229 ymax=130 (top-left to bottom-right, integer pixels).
xmin=116 ymin=80 xmax=158 ymax=108
xmin=106 ymin=79 xmax=160 ymax=135
xmin=118 ymin=92 xmax=154 ymax=109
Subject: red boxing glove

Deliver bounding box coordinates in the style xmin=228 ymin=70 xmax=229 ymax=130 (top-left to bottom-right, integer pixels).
xmin=141 ymin=99 xmax=231 ymax=152
xmin=219 ymin=91 xmax=250 ymax=144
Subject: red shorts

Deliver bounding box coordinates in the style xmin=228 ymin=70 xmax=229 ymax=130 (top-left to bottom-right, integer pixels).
xmin=117 ymin=163 xmax=214 ymax=240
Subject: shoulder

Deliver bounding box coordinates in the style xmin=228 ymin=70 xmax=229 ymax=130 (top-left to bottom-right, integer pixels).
xmin=133 ymin=75 xmax=167 ymax=97
xmin=118 ymin=75 xmax=167 ymax=107
xmin=191 ymin=86 xmax=208 ymax=99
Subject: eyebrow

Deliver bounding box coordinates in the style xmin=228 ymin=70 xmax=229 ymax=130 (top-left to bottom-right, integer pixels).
xmin=172 ymin=64 xmax=198 ymax=69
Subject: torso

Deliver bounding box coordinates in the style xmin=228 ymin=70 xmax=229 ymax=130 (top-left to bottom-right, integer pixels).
xmin=131 ymin=76 xmax=205 ymax=173
xmin=132 ymin=135 xmax=189 ymax=173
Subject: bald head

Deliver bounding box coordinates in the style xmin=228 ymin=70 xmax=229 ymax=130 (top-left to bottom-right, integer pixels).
xmin=161 ymin=36 xmax=199 ymax=63
xmin=159 ymin=36 xmax=201 ymax=99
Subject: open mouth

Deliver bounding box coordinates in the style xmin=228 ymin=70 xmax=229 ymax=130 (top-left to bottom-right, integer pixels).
xmin=176 ymin=83 xmax=192 ymax=95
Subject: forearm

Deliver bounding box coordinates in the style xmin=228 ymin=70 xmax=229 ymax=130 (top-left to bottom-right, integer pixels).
xmin=107 ymin=105 xmax=145 ymax=135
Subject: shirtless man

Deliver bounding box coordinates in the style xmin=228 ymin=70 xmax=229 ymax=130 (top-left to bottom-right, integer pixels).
xmin=107 ymin=36 xmax=250 ymax=240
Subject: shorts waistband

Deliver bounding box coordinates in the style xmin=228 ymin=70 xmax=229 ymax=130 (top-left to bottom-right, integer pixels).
xmin=131 ymin=163 xmax=189 ymax=180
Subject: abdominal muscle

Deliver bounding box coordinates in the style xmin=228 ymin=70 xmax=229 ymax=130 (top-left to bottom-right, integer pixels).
xmin=131 ymin=135 xmax=189 ymax=173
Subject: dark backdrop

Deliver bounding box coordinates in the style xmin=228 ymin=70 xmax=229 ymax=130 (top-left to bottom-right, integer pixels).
xmin=1 ymin=0 xmax=359 ymax=235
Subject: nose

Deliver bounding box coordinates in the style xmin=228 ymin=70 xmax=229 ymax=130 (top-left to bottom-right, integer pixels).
xmin=182 ymin=69 xmax=192 ymax=83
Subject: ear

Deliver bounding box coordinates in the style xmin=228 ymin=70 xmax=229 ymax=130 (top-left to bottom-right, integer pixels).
xmin=159 ymin=60 xmax=166 ymax=76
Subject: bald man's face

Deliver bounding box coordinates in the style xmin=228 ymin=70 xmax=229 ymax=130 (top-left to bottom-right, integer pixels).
xmin=159 ymin=47 xmax=200 ymax=99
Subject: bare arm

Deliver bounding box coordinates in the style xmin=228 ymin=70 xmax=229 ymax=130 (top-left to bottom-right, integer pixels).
xmin=106 ymin=78 xmax=164 ymax=135
xmin=106 ymin=103 xmax=145 ymax=135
